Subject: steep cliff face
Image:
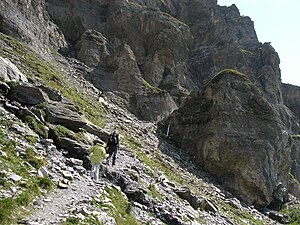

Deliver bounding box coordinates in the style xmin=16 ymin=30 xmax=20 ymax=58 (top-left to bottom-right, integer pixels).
xmin=42 ymin=0 xmax=282 ymax=120
xmin=0 ymin=0 xmax=66 ymax=50
xmin=161 ymin=70 xmax=292 ymax=207
xmin=282 ymin=83 xmax=300 ymax=120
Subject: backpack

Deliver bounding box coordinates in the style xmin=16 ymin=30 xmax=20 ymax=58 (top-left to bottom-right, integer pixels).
xmin=108 ymin=133 xmax=118 ymax=146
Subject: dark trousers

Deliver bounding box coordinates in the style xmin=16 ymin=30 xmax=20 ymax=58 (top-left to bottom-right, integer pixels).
xmin=106 ymin=145 xmax=118 ymax=165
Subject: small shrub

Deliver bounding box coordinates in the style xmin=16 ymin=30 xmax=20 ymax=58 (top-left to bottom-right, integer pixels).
xmin=53 ymin=125 xmax=73 ymax=138
xmin=6 ymin=81 xmax=20 ymax=88
xmin=15 ymin=191 xmax=32 ymax=206
xmin=281 ymin=204 xmax=300 ymax=224
xmin=24 ymin=135 xmax=38 ymax=144
xmin=35 ymin=177 xmax=53 ymax=190
xmin=25 ymin=147 xmax=45 ymax=169
xmin=62 ymin=217 xmax=80 ymax=225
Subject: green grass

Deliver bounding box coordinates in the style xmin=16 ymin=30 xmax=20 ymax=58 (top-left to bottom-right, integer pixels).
xmin=240 ymin=49 xmax=254 ymax=55
xmin=53 ymin=125 xmax=89 ymax=144
xmin=93 ymin=186 xmax=140 ymax=225
xmin=25 ymin=147 xmax=46 ymax=169
xmin=24 ymin=115 xmax=48 ymax=138
xmin=24 ymin=135 xmax=38 ymax=145
xmin=212 ymin=69 xmax=249 ymax=84
xmin=218 ymin=201 xmax=264 ymax=225
xmin=62 ymin=217 xmax=80 ymax=225
xmin=280 ymin=204 xmax=300 ymax=225
xmin=142 ymin=78 xmax=164 ymax=94
xmin=0 ymin=32 xmax=107 ymax=128
xmin=148 ymin=184 xmax=163 ymax=200
xmin=0 ymin=117 xmax=53 ymax=225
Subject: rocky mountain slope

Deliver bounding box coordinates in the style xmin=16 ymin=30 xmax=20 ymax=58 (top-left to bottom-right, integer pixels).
xmin=1 ymin=0 xmax=300 ymax=224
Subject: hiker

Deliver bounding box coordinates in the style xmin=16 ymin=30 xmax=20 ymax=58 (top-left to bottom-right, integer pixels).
xmin=89 ymin=141 xmax=106 ymax=181
xmin=105 ymin=129 xmax=120 ymax=166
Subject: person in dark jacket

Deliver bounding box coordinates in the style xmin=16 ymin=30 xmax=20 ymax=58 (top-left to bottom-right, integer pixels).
xmin=105 ymin=129 xmax=120 ymax=166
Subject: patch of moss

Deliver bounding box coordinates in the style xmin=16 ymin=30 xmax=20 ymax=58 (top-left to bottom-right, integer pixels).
xmin=212 ymin=69 xmax=249 ymax=84
xmin=24 ymin=115 xmax=48 ymax=138
xmin=53 ymin=125 xmax=88 ymax=144
xmin=142 ymin=79 xmax=164 ymax=94
xmin=148 ymin=184 xmax=163 ymax=200
xmin=240 ymin=49 xmax=254 ymax=55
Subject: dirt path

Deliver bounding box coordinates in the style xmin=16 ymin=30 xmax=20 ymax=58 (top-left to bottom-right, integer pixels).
xmin=23 ymin=147 xmax=139 ymax=225
xmin=23 ymin=174 xmax=100 ymax=225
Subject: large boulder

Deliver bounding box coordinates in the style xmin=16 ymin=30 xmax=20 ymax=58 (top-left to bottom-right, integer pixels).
xmin=44 ymin=102 xmax=88 ymax=132
xmin=89 ymin=44 xmax=144 ymax=94
xmin=130 ymin=89 xmax=178 ymax=121
xmin=0 ymin=57 xmax=28 ymax=83
xmin=162 ymin=70 xmax=292 ymax=208
xmin=76 ymin=30 xmax=109 ymax=67
xmin=8 ymin=85 xmax=49 ymax=105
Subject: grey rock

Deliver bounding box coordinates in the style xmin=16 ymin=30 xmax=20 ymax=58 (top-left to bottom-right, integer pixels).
xmin=0 ymin=0 xmax=66 ymax=50
xmin=96 ymin=212 xmax=117 ymax=225
xmin=163 ymin=71 xmax=292 ymax=208
xmin=0 ymin=56 xmax=28 ymax=82
xmin=67 ymin=158 xmax=84 ymax=166
xmin=38 ymin=166 xmax=51 ymax=178
xmin=38 ymin=85 xmax=62 ymax=102
xmin=58 ymin=181 xmax=69 ymax=189
xmin=8 ymin=85 xmax=49 ymax=105
xmin=76 ymin=30 xmax=109 ymax=67
xmin=45 ymin=102 xmax=88 ymax=132
xmin=83 ymin=123 xmax=109 ymax=142
xmin=0 ymin=81 xmax=10 ymax=95
xmin=199 ymin=198 xmax=218 ymax=213
xmin=61 ymin=170 xmax=73 ymax=180
xmin=74 ymin=166 xmax=86 ymax=174
xmin=8 ymin=173 xmax=22 ymax=182
xmin=268 ymin=211 xmax=288 ymax=224
xmin=9 ymin=123 xmax=38 ymax=138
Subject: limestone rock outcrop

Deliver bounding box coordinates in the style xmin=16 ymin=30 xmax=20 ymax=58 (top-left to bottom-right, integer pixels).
xmin=161 ymin=70 xmax=292 ymax=207
xmin=0 ymin=0 xmax=66 ymax=50
xmin=43 ymin=0 xmax=284 ymax=122
xmin=282 ymin=83 xmax=300 ymax=120
xmin=45 ymin=102 xmax=88 ymax=132
xmin=0 ymin=57 xmax=28 ymax=83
